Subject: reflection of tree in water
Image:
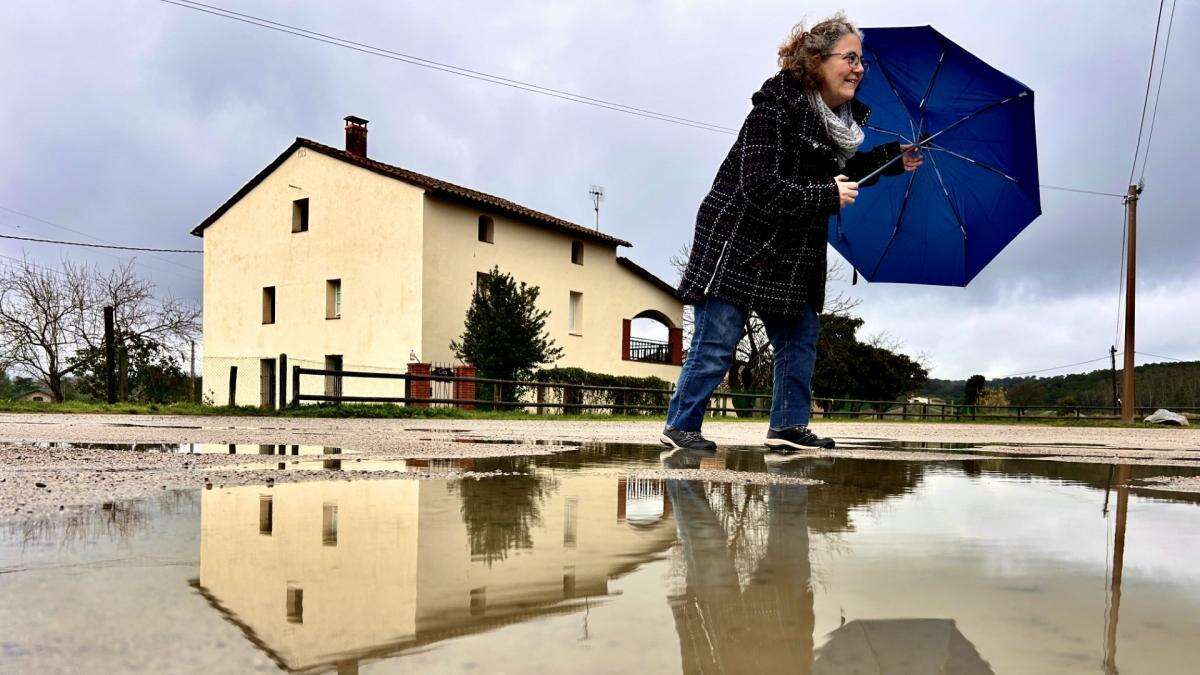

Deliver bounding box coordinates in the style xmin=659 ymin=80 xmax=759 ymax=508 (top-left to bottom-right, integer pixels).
xmin=802 ymin=460 xmax=925 ymax=533
xmin=6 ymin=490 xmax=199 ymax=549
xmin=451 ymin=457 xmax=557 ymax=566
xmin=704 ymin=482 xmax=770 ymax=590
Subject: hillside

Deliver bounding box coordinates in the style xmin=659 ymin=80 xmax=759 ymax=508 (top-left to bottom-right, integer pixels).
xmin=920 ymin=360 xmax=1200 ymax=407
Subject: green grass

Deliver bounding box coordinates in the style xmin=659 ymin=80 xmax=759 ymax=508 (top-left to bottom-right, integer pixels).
xmin=0 ymin=400 xmax=1172 ymax=428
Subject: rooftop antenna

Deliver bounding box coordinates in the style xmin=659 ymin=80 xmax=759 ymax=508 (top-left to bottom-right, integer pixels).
xmin=588 ymin=185 xmax=605 ymax=230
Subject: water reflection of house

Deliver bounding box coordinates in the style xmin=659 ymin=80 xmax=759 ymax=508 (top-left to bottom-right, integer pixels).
xmin=194 ymin=472 xmax=677 ymax=673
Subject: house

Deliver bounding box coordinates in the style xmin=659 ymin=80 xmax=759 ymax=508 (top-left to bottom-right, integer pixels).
xmin=193 ymin=466 xmax=679 ymax=671
xmin=193 ymin=116 xmax=683 ymax=406
xmin=17 ymin=388 xmax=53 ymax=403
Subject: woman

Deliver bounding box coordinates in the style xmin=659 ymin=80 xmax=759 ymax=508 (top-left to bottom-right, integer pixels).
xmin=662 ymin=13 xmax=922 ymax=452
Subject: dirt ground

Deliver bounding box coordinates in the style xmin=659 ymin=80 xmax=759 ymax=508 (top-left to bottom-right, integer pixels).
xmin=2 ymin=413 xmax=1197 ymax=522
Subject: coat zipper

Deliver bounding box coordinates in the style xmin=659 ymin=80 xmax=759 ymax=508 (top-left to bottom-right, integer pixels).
xmin=703 ymin=240 xmax=730 ymax=295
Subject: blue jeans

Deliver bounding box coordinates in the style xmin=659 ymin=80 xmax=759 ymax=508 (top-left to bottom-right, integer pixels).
xmin=666 ymin=296 xmax=820 ymax=431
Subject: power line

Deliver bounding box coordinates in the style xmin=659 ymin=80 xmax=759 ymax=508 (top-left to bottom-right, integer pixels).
xmin=1006 ymin=355 xmax=1112 ymax=378
xmin=0 ymin=204 xmax=203 ymax=275
xmin=1138 ymin=0 xmax=1178 ymax=182
xmin=1039 ymin=184 xmax=1124 ymax=198
xmin=0 ymin=252 xmax=197 ymax=315
xmin=158 ymin=0 xmax=738 ymax=135
xmin=1136 ymin=351 xmax=1190 ymax=363
xmin=1127 ymin=0 xmax=1166 ymax=186
xmin=0 ymin=233 xmax=201 ymax=253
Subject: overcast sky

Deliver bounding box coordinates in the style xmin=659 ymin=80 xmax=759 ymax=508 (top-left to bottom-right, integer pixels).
xmin=1 ymin=0 xmax=1196 ymax=379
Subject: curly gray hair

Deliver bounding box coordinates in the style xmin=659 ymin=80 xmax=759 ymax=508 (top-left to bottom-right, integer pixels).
xmin=777 ymin=12 xmax=864 ymax=91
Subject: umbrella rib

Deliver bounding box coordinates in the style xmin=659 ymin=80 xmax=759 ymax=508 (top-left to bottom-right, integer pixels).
xmin=923 ymin=91 xmax=1030 ymax=146
xmin=868 ymin=169 xmax=919 ymax=280
xmin=916 ymin=47 xmax=948 ymax=140
xmin=865 ymin=124 xmax=912 ymax=143
xmin=865 ymin=45 xmax=919 ymax=141
xmin=927 ymin=152 xmax=971 ymax=284
xmin=926 ymin=143 xmax=1018 ymax=183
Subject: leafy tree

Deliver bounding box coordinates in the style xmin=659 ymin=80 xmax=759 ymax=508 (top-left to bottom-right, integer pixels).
xmin=68 ymin=334 xmax=191 ymax=403
xmin=964 ymin=374 xmax=986 ymax=406
xmin=1007 ymin=379 xmax=1047 ymax=407
xmin=813 ymin=314 xmax=927 ymax=403
xmin=450 ymin=267 xmax=563 ymax=399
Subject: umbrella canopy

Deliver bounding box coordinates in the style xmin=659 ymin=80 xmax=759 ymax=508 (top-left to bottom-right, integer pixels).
xmin=814 ymin=619 xmax=994 ymax=674
xmin=832 ymin=25 xmax=1041 ymax=286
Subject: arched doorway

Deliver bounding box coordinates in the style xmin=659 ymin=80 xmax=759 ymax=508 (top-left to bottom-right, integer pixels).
xmin=622 ymin=310 xmax=683 ymax=366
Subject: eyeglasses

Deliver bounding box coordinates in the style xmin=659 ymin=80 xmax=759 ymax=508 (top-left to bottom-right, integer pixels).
xmin=824 ymin=51 xmax=869 ymax=72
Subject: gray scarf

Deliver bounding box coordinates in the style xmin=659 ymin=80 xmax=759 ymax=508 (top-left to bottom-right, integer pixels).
xmin=806 ymin=91 xmax=865 ymax=169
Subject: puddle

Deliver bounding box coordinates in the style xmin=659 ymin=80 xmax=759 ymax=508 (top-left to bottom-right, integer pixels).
xmin=5 ymin=442 xmax=356 ymax=455
xmin=449 ymin=438 xmax=585 ymax=446
xmin=3 ymin=450 xmax=1200 ymax=673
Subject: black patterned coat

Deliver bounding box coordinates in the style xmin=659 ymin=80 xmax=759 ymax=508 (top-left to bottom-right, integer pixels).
xmin=677 ymin=71 xmax=904 ymax=317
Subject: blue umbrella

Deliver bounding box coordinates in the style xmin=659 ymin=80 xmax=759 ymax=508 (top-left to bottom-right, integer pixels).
xmin=832 ymin=25 xmax=1041 ymax=286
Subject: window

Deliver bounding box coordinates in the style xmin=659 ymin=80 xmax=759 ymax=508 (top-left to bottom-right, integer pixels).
xmin=259 ymin=495 xmax=273 ymax=535
xmin=286 ymin=586 xmax=304 ymax=624
xmin=292 ymin=198 xmax=309 ymax=233
xmin=569 ymin=292 xmax=582 ymax=335
xmin=326 ymin=279 xmax=341 ymax=319
xmin=477 ymin=215 xmax=494 ymax=243
xmin=475 ymin=271 xmax=491 ymax=297
xmin=322 ymin=503 xmax=338 ymax=546
xmin=324 ymin=355 xmax=343 ymax=398
xmin=262 ymin=286 xmax=275 ymax=324
xmin=563 ymin=497 xmax=578 ymax=549
xmin=571 ymin=240 xmax=584 ymax=265
xmin=470 ymin=587 xmax=487 ymax=616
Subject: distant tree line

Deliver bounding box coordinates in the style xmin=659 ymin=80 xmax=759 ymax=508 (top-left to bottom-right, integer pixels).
xmin=922 ymin=361 xmax=1200 ymax=408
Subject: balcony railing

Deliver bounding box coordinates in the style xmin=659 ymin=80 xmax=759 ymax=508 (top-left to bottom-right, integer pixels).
xmin=628 ymin=337 xmax=672 ymax=364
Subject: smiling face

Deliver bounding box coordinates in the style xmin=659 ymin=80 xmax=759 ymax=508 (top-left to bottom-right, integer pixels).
xmin=817 ymin=33 xmax=864 ymax=108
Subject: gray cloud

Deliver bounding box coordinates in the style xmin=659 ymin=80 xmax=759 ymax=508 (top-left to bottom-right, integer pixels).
xmin=1 ymin=0 xmax=1195 ymax=378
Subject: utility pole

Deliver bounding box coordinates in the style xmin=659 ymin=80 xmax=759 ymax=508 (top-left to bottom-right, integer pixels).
xmin=103 ymin=306 xmax=116 ymax=404
xmin=1121 ymin=183 xmax=1142 ymax=422
xmin=1109 ymin=345 xmax=1119 ymax=414
xmin=588 ymin=185 xmax=605 ymax=230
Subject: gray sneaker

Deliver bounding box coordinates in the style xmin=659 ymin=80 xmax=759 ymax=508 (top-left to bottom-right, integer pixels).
xmin=765 ymin=426 xmax=836 ymax=451
xmin=660 ymin=427 xmax=717 ymax=452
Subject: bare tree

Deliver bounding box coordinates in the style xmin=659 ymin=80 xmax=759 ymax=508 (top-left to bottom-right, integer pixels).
xmin=0 ymin=257 xmax=89 ymax=401
xmin=0 ymin=257 xmax=200 ymax=402
xmin=73 ymin=261 xmax=200 ymax=400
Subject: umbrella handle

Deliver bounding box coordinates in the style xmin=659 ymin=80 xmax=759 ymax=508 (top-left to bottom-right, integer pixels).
xmin=857 ymin=150 xmax=906 ymax=185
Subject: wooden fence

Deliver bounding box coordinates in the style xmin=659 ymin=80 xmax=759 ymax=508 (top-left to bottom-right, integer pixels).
xmin=279 ymin=365 xmax=1199 ymax=421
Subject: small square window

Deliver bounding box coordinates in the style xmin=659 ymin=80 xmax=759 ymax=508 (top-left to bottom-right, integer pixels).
xmin=568 ymin=292 xmax=582 ymax=335
xmin=262 ymin=287 xmax=276 ymax=324
xmin=292 ymin=198 xmax=309 ymax=233
xmin=477 ymin=216 xmax=494 ymax=243
xmin=326 ymin=279 xmax=341 ymax=319
xmin=571 ymin=240 xmax=584 ymax=265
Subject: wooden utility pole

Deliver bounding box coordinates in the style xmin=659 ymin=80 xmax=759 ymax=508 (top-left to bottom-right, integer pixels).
xmin=1109 ymin=345 xmax=1119 ymax=414
xmin=1103 ymin=464 xmax=1131 ymax=673
xmin=1121 ymin=184 xmax=1142 ymax=422
xmin=103 ymin=306 xmax=116 ymax=404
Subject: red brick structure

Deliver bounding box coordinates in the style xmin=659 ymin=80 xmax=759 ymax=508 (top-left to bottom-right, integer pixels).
xmin=406 ymin=362 xmax=431 ymax=407
xmin=453 ymin=365 xmax=477 ymax=410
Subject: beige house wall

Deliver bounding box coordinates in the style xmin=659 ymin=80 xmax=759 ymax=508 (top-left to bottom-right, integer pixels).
xmin=421 ymin=197 xmax=683 ymax=380
xmin=200 ymin=149 xmax=425 ymax=405
xmin=196 ymin=471 xmax=677 ymax=670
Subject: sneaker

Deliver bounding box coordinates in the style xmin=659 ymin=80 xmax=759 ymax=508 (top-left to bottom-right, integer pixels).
xmin=660 ymin=427 xmax=717 ymax=452
xmin=764 ymin=426 xmax=836 ymax=451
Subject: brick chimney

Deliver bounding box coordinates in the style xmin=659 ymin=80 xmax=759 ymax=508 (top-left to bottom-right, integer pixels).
xmin=344 ymin=116 xmax=369 ymax=157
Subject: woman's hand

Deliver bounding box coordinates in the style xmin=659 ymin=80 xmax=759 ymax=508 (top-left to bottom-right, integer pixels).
xmin=835 ymin=175 xmax=858 ymax=208
xmin=900 ymin=144 xmax=924 ymax=171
